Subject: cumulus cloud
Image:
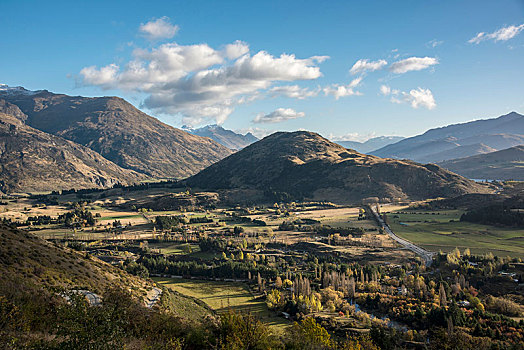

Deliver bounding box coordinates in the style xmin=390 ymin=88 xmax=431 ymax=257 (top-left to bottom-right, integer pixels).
xmin=142 ymin=52 xmax=327 ymax=122
xmin=349 ymin=59 xmax=387 ymax=75
xmin=398 ymin=88 xmax=436 ymax=109
xmin=80 ymin=43 xmax=225 ymax=90
xmin=389 ymin=56 xmax=439 ymax=74
xmin=139 ymin=17 xmax=179 ymax=41
xmin=469 ymin=24 xmax=524 ymax=44
xmin=80 ymin=64 xmax=119 ymax=86
xmin=253 ymin=108 xmax=305 ymax=124
xmin=323 ymin=77 xmax=363 ymax=99
xmin=381 ymin=85 xmax=436 ymax=110
xmin=80 ymin=26 xmax=328 ymax=125
xmin=379 ymin=85 xmax=391 ymax=96
xmin=223 ymin=40 xmax=250 ymax=59
xmin=269 ymin=85 xmax=320 ymax=99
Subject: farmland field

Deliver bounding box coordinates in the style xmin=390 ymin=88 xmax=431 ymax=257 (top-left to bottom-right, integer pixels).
xmin=153 ymin=277 xmax=290 ymax=333
xmin=148 ymin=242 xmax=203 ymax=256
xmin=389 ymin=210 xmax=524 ymax=257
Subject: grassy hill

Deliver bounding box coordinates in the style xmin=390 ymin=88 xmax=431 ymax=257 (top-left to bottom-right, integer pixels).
xmin=187 ymin=131 xmax=491 ymax=204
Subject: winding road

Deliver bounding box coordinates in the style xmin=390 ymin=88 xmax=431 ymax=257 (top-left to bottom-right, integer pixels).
xmin=368 ymin=206 xmax=435 ymax=266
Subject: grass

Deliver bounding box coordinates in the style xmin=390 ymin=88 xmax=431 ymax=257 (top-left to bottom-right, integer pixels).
xmin=153 ymin=277 xmax=290 ymax=333
xmin=148 ymin=242 xmax=201 ymax=255
xmin=389 ymin=210 xmax=524 ymax=258
xmin=158 ymin=289 xmax=212 ymax=322
xmin=98 ymin=214 xmax=144 ymax=221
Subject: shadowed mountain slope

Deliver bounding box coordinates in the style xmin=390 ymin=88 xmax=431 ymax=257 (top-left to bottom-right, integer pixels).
xmin=0 ymin=87 xmax=233 ymax=178
xmin=438 ymin=145 xmax=524 ymax=181
xmin=0 ymin=101 xmax=145 ymax=193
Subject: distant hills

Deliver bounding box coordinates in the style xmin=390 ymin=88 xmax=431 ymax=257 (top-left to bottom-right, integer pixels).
xmin=371 ymin=112 xmax=524 ymax=163
xmin=187 ymin=131 xmax=489 ymax=204
xmin=0 ymin=86 xmax=232 ymax=180
xmin=438 ymin=145 xmax=524 ymax=181
xmin=184 ymin=124 xmax=258 ymax=150
xmin=334 ymin=136 xmax=405 ymax=154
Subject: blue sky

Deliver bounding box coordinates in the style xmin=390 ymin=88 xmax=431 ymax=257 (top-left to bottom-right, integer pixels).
xmin=1 ymin=0 xmax=523 ymax=140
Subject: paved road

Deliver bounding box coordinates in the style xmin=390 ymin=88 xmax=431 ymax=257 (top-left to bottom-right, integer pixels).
xmin=368 ymin=206 xmax=435 ymax=266
xmin=145 ymin=287 xmax=162 ymax=308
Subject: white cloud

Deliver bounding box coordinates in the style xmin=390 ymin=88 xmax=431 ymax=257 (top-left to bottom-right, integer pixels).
xmin=253 ymin=108 xmax=305 ymax=124
xmin=379 ymin=85 xmax=401 ymax=97
xmin=80 ymin=63 xmax=119 ymax=86
xmin=327 ymin=132 xmax=377 ymax=142
xmin=223 ymin=40 xmax=250 ymax=59
xmin=379 ymin=85 xmax=391 ymax=96
xmin=269 ymin=85 xmax=320 ymax=99
xmin=426 ymin=39 xmax=444 ymax=48
xmin=403 ymin=88 xmax=436 ymax=109
xmin=80 ymin=32 xmax=328 ymax=125
xmin=389 ymin=56 xmax=439 ymax=74
xmin=139 ymin=17 xmax=179 ymax=41
xmin=323 ymin=77 xmax=363 ymax=99
xmin=469 ymin=24 xmax=524 ymax=44
xmin=142 ymin=52 xmax=327 ymax=123
xmin=80 ymin=43 xmax=225 ymax=90
xmin=349 ymin=59 xmax=387 ymax=75
xmin=235 ymin=127 xmax=274 ymax=139
xmin=384 ymin=86 xmax=436 ymax=110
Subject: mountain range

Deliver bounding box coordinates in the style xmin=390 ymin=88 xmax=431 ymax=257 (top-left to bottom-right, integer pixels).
xmin=438 ymin=145 xmax=524 ymax=181
xmin=184 ymin=124 xmax=258 ymax=150
xmin=0 ymin=102 xmax=145 ymax=193
xmin=371 ymin=112 xmax=524 ymax=163
xmin=0 ymin=86 xmax=234 ymax=192
xmin=334 ymin=136 xmax=405 ymax=154
xmin=0 ymin=86 xmax=232 ymax=179
xmin=1 ymin=85 xmax=519 ymax=196
xmin=186 ymin=131 xmax=489 ymax=204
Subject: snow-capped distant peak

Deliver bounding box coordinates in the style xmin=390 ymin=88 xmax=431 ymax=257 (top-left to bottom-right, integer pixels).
xmin=0 ymin=84 xmax=43 ymax=96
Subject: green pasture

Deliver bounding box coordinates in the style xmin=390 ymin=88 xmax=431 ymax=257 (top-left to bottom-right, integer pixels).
xmin=390 ymin=210 xmax=524 ymax=257
xmin=153 ymin=277 xmax=290 ymax=333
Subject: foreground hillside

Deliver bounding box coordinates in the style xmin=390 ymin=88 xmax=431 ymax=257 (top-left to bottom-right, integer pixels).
xmin=187 ymin=131 xmax=490 ymax=203
xmin=0 ymin=102 xmax=145 ymax=193
xmin=372 ymin=111 xmax=524 ymax=163
xmin=0 ymin=224 xmax=214 ymax=348
xmin=0 ymin=86 xmax=232 ymax=179
xmin=0 ymin=224 xmax=153 ymax=297
xmin=438 ymin=145 xmax=524 ymax=181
